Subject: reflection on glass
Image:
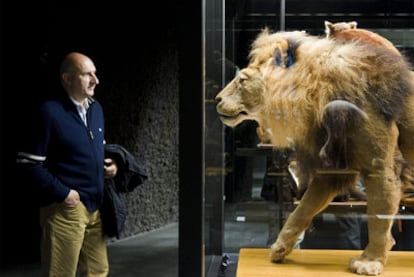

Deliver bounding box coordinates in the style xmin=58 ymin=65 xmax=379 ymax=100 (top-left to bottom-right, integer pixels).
xmin=204 ymin=0 xmax=414 ymax=275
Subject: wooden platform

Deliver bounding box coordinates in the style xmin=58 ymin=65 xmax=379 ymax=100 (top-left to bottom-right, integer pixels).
xmin=236 ymin=248 xmax=414 ymax=277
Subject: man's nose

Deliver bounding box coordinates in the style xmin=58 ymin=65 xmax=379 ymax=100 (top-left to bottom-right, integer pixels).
xmin=92 ymin=73 xmax=99 ymax=84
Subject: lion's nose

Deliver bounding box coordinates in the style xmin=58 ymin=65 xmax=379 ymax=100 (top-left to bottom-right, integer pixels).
xmin=215 ymin=95 xmax=222 ymax=104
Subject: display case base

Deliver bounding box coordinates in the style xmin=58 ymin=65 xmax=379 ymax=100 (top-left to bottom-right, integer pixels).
xmin=237 ymin=248 xmax=414 ymax=277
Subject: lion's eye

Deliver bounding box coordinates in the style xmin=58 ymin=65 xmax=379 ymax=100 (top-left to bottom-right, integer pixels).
xmin=239 ymin=73 xmax=248 ymax=83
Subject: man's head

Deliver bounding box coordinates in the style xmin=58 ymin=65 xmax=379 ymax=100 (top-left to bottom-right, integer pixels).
xmin=60 ymin=52 xmax=99 ymax=103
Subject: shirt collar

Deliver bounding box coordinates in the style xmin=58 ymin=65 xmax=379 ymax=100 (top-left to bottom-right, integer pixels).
xmin=70 ymin=97 xmax=91 ymax=110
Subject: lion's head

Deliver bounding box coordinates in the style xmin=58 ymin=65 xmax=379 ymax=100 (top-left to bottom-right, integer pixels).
xmin=215 ymin=29 xmax=310 ymax=130
xmin=215 ymin=66 xmax=266 ymax=128
xmin=215 ymin=30 xmax=323 ymax=146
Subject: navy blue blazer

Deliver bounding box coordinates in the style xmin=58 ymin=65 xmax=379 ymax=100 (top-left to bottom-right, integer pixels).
xmin=17 ymin=94 xmax=106 ymax=212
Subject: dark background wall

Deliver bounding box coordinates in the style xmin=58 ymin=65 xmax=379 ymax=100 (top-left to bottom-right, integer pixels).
xmin=1 ymin=0 xmax=180 ymax=265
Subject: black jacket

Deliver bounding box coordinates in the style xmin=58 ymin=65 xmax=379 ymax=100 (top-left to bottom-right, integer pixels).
xmin=100 ymin=144 xmax=148 ymax=238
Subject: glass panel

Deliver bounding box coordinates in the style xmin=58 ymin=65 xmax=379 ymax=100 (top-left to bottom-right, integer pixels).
xmin=204 ymin=0 xmax=226 ymax=274
xmin=218 ymin=1 xmax=287 ymax=259
xmin=205 ymin=0 xmax=414 ymax=274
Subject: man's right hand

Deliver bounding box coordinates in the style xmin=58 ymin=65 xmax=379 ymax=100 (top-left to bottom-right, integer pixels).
xmin=64 ymin=189 xmax=80 ymax=208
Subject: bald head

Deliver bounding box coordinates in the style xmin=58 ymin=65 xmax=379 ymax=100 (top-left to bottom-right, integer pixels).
xmin=60 ymin=52 xmax=92 ymax=76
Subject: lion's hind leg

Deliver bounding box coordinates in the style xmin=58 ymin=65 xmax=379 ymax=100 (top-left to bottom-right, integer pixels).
xmin=349 ymin=124 xmax=401 ymax=276
xmin=349 ymin=172 xmax=401 ymax=275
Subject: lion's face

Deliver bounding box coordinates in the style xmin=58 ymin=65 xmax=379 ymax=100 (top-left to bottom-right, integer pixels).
xmin=215 ymin=66 xmax=266 ymax=127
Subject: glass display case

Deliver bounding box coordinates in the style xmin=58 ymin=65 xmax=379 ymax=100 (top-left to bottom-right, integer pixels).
xmin=203 ymin=0 xmax=414 ymax=276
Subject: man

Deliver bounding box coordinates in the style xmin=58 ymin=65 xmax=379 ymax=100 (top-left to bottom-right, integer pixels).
xmin=17 ymin=52 xmax=117 ymax=276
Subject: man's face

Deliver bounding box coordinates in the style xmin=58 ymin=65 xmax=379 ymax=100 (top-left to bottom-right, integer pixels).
xmin=65 ymin=58 xmax=99 ymax=101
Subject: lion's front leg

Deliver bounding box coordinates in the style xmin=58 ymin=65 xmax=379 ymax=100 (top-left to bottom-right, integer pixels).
xmin=270 ymin=180 xmax=338 ymax=262
xmin=349 ymin=170 xmax=401 ymax=276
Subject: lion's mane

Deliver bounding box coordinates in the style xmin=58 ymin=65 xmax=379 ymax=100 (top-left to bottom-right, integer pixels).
xmin=248 ymin=29 xmax=413 ymax=153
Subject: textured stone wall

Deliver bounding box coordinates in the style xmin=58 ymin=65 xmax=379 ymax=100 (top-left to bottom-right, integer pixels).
xmin=98 ymin=41 xmax=179 ymax=239
xmin=1 ymin=1 xmax=180 ymax=265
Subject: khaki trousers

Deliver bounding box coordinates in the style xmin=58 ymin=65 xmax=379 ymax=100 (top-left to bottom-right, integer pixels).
xmin=39 ymin=202 xmax=109 ymax=277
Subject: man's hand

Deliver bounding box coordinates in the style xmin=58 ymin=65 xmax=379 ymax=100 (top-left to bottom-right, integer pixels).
xmin=104 ymin=158 xmax=118 ymax=179
xmin=64 ymin=189 xmax=80 ymax=208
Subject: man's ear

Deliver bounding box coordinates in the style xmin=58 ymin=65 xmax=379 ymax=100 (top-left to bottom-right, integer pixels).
xmin=62 ymin=72 xmax=71 ymax=85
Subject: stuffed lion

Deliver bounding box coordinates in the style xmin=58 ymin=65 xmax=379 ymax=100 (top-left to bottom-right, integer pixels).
xmin=215 ymin=27 xmax=414 ymax=275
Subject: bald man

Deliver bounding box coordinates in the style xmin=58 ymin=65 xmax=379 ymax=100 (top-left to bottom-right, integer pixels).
xmin=17 ymin=52 xmax=117 ymax=277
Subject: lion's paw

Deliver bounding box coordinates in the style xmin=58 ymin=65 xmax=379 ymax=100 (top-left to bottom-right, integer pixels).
xmin=269 ymin=241 xmax=291 ymax=263
xmin=349 ymin=256 xmax=384 ymax=276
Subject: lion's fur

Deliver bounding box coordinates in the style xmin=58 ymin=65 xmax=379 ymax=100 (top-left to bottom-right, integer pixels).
xmin=245 ymin=29 xmax=412 ymax=152
xmin=324 ymin=21 xmax=414 ymax=192
xmin=325 ymin=20 xmax=401 ymax=56
xmin=215 ymin=27 xmax=414 ymax=275
xmin=325 ymin=20 xmax=358 ymax=34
